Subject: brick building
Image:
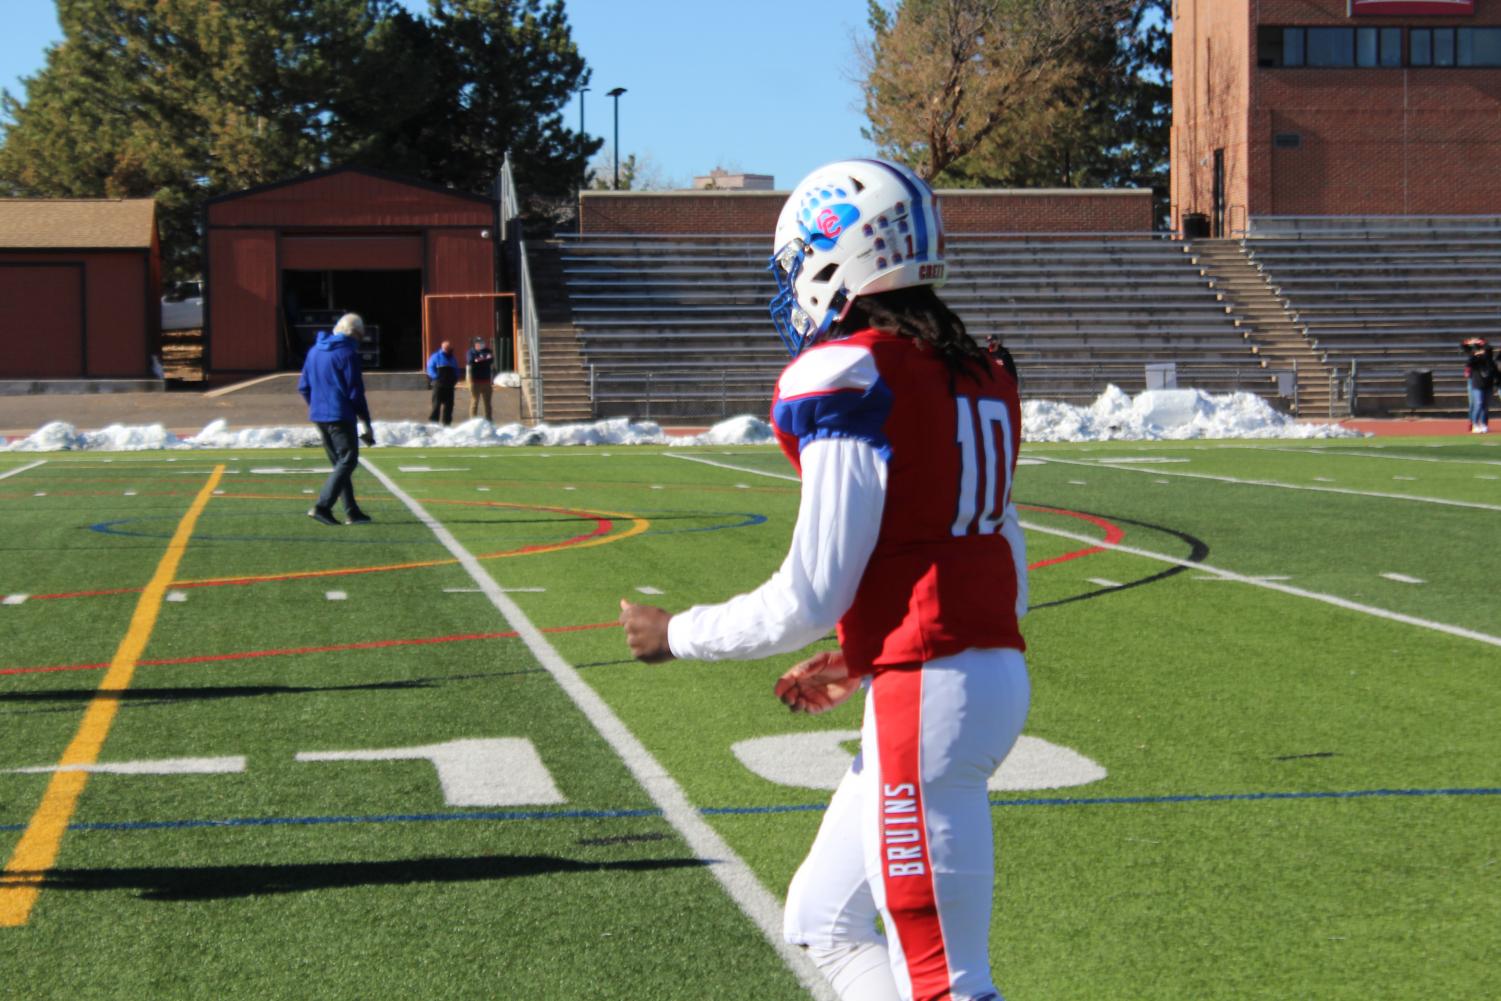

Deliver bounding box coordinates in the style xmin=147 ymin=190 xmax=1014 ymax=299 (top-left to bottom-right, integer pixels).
xmin=204 ymin=166 xmax=499 ymax=379
xmin=1172 ymin=0 xmax=1501 ymax=234
xmin=0 ymin=199 xmax=161 ymax=380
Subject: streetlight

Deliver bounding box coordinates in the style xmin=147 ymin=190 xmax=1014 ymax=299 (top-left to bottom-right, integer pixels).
xmin=578 ymin=86 xmax=589 ymax=189
xmin=607 ymin=86 xmax=627 ymax=190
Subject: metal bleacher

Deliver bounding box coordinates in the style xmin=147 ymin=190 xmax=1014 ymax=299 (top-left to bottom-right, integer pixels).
xmin=556 ymin=232 xmax=1266 ymax=420
xmin=1242 ymin=216 xmax=1501 ymax=412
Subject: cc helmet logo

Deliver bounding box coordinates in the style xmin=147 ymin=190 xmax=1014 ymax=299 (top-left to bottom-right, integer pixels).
xmin=801 ymin=202 xmax=861 ymax=250
xmin=816 ymin=207 xmax=844 ymax=238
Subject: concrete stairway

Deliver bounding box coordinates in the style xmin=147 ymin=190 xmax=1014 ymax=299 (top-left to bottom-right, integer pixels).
xmin=1191 ymin=239 xmax=1336 ymax=417
xmin=524 ymin=240 xmax=594 ymax=423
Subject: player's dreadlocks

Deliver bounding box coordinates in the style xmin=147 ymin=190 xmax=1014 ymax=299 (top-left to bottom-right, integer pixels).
xmin=835 ymin=286 xmax=996 ymax=388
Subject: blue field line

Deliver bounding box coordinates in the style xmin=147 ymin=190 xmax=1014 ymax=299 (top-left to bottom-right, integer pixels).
xmin=1 ymin=785 xmax=1498 ymax=837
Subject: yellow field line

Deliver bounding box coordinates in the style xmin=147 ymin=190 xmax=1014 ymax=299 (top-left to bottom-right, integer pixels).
xmin=0 ymin=464 xmax=225 ymax=928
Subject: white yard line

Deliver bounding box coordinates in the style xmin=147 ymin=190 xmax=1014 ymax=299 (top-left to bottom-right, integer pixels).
xmin=1249 ymin=445 xmax=1501 ymax=468
xmin=361 ymin=458 xmax=834 ymax=1001
xmin=1380 ymin=573 xmax=1425 ymax=585
xmin=1020 ymin=520 xmax=1501 ymax=650
xmin=0 ymin=460 xmax=46 ymax=481
xmin=669 ymin=450 xmax=1501 ymax=651
xmin=1039 ymin=455 xmax=1501 ymax=513
xmin=666 ymin=452 xmax=799 ymax=482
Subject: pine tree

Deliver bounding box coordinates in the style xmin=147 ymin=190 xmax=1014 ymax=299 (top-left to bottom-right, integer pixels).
xmin=0 ymin=0 xmax=599 ymax=277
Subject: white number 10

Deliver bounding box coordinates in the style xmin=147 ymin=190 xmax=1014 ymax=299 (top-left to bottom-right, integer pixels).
xmin=951 ymin=395 xmax=1014 ymax=537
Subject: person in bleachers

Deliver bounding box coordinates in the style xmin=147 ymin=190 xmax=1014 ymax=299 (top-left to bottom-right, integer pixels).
xmin=1462 ymin=337 xmax=1497 ymax=434
xmin=985 ymin=334 xmax=1018 ymax=381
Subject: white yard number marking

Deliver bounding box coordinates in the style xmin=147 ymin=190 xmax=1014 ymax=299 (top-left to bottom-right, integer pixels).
xmin=952 ymin=395 xmax=1014 ymax=536
xmin=731 ymin=732 xmax=1106 ymax=792
xmin=296 ymin=738 xmax=564 ymax=807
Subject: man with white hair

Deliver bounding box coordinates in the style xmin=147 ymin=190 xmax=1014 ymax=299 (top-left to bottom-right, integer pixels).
xmin=298 ymin=312 xmax=377 ymax=525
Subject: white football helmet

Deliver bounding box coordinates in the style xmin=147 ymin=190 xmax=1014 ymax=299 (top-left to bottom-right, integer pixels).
xmin=769 ymin=158 xmax=947 ymax=356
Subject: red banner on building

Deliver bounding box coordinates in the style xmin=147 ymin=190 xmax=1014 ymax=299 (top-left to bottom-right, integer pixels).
xmin=1351 ymin=0 xmax=1474 ymax=15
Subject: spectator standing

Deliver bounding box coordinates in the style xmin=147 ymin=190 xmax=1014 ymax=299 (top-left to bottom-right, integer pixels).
xmin=297 ymin=312 xmax=376 ymax=526
xmin=1463 ymin=337 xmax=1497 ymax=434
xmin=426 ymin=339 xmax=459 ymax=426
xmin=466 ymin=336 xmax=496 ymax=421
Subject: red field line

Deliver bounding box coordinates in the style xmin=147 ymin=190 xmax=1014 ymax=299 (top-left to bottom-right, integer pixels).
xmin=1019 ymin=504 xmax=1125 ymax=569
xmin=0 ymin=621 xmax=618 ymax=678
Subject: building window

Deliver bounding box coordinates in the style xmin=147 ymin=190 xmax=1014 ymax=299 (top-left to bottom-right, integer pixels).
xmin=1273 ymin=133 xmax=1303 ymax=150
xmin=1258 ymin=26 xmax=1301 ymax=67
xmin=1412 ymin=28 xmax=1431 ymax=65
xmin=1307 ymin=28 xmax=1356 ymax=67
xmin=1458 ymin=27 xmax=1501 ymax=67
xmin=1353 ymin=27 xmax=1401 ymax=68
xmin=1285 ymin=27 xmax=1305 ymax=67
xmin=1411 ymin=27 xmax=1461 ymax=67
xmin=1382 ymin=27 xmax=1403 ymax=67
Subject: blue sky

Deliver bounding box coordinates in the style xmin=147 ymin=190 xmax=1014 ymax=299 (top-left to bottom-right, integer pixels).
xmin=0 ymin=0 xmax=877 ymax=190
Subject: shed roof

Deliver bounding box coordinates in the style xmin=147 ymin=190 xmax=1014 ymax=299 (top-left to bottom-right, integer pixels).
xmin=0 ymin=198 xmax=157 ymax=249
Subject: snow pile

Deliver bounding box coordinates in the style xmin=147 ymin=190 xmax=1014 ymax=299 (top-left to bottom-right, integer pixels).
xmin=1022 ymin=386 xmax=1360 ymax=442
xmin=2 ymin=387 xmax=1357 ymax=453
xmin=667 ymin=414 xmax=777 ymax=447
xmin=186 ymin=419 xmax=318 ymax=449
xmin=6 ymin=421 xmax=186 ymax=452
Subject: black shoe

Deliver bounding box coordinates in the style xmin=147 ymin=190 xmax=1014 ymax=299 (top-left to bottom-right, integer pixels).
xmin=345 ymin=509 xmax=373 ymax=525
xmin=307 ymin=506 xmax=339 ymax=526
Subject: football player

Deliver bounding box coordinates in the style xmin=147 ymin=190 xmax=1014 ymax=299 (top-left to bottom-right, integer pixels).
xmin=621 ymin=158 xmax=1029 ymax=1001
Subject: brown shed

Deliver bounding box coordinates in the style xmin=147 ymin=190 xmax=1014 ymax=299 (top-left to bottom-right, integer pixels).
xmin=204 ymin=166 xmax=501 ymax=378
xmin=0 ymin=198 xmax=161 ymax=380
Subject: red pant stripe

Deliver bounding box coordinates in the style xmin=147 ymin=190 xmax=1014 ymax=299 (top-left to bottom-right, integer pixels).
xmin=873 ymin=668 xmax=952 ymax=1001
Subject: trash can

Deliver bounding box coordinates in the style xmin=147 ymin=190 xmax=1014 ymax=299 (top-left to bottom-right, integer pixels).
xmin=1182 ymin=213 xmax=1211 ymax=239
xmin=1404 ymin=369 xmax=1433 ymax=408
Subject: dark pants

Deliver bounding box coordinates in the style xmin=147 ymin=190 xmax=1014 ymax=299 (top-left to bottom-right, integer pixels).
xmin=430 ymin=384 xmax=455 ymax=425
xmin=315 ymin=420 xmax=360 ymax=513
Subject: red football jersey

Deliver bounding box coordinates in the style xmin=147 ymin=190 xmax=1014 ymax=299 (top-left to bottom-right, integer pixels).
xmin=771 ymin=328 xmax=1025 ymax=675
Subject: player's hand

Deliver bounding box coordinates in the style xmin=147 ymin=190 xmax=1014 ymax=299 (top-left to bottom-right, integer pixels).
xmin=774 ymin=650 xmax=857 ymax=714
xmin=619 ymin=599 xmax=674 ymax=663
xmin=359 ymin=425 xmax=375 ymax=446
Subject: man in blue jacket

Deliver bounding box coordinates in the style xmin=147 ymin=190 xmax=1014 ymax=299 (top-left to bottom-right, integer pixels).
xmin=298 ymin=313 xmax=376 ymax=525
xmin=426 ymin=340 xmax=459 ymax=426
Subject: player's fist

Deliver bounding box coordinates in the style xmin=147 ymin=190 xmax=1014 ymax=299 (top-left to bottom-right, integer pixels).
xmin=359 ymin=426 xmax=376 ymax=446
xmin=774 ymin=649 xmax=857 ymax=715
xmin=619 ymin=598 xmax=674 ymax=663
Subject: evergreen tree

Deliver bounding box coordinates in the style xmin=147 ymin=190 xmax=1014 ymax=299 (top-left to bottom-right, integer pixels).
xmin=0 ymin=0 xmax=598 ymax=278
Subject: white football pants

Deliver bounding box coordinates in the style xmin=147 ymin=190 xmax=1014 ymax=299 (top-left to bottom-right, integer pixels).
xmin=784 ymin=648 xmax=1030 ymax=1001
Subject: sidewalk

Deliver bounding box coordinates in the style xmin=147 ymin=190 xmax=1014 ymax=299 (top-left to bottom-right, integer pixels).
xmin=0 ymin=386 xmax=520 ymax=439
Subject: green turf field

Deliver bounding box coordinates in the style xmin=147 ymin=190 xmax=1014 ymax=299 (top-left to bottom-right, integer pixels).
xmin=1 ymin=437 xmax=1498 ymax=1000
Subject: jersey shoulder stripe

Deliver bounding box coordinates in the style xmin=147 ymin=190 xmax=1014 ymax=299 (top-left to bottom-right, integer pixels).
xmin=773 ymin=341 xmax=892 ymax=459
xmin=776 ymin=342 xmax=880 ymax=399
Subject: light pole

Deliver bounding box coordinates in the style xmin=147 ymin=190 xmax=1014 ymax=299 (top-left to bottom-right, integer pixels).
xmin=607 ymin=86 xmax=627 ymax=190
xmin=578 ymin=86 xmax=589 ymax=189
